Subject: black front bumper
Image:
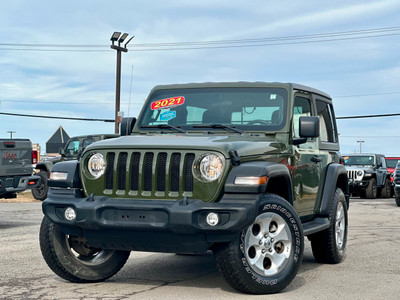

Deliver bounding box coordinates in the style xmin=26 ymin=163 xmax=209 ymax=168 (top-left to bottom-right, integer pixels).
xmin=42 ymin=188 xmax=260 ymax=253
xmin=348 ymin=179 xmax=369 ymax=192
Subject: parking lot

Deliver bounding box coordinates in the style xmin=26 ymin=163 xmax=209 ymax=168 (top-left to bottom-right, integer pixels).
xmin=1 ymin=197 xmax=399 ymax=300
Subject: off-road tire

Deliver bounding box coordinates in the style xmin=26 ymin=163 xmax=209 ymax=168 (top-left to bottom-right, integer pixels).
xmin=395 ymin=197 xmax=400 ymax=207
xmin=31 ymin=171 xmax=49 ymax=201
xmin=379 ymin=178 xmax=391 ymax=198
xmin=309 ymin=188 xmax=348 ymax=264
xmin=213 ymin=193 xmax=304 ymax=294
xmin=365 ymin=178 xmax=377 ymax=199
xmin=39 ymin=217 xmax=130 ymax=282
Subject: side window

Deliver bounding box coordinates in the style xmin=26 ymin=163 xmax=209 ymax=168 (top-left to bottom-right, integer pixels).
xmin=316 ymin=100 xmax=337 ymax=143
xmin=293 ymin=96 xmax=312 ymax=138
xmin=379 ymin=156 xmax=386 ymax=168
xmin=82 ymin=139 xmax=95 ymax=148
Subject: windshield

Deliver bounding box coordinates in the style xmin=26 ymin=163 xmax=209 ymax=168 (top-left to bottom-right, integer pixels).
xmin=343 ymin=155 xmax=375 ymax=166
xmin=65 ymin=140 xmax=80 ymax=156
xmin=137 ymin=87 xmax=288 ymax=132
xmin=386 ymin=158 xmax=400 ymax=168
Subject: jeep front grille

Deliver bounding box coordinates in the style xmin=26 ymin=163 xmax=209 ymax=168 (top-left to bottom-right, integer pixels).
xmin=347 ymin=170 xmax=357 ymax=180
xmin=104 ymin=151 xmax=196 ymax=197
xmin=347 ymin=170 xmax=363 ymax=181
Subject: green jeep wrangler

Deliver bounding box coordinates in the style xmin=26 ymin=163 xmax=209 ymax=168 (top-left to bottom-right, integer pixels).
xmin=40 ymin=82 xmax=349 ymax=294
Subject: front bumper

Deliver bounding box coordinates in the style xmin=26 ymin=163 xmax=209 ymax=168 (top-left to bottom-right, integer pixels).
xmin=394 ymin=184 xmax=400 ymax=198
xmin=42 ymin=188 xmax=260 ymax=253
xmin=0 ymin=175 xmax=40 ymax=195
xmin=348 ymin=179 xmax=369 ymax=192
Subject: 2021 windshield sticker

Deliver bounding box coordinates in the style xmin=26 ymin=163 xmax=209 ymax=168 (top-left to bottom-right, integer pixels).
xmin=151 ymin=96 xmax=185 ymax=110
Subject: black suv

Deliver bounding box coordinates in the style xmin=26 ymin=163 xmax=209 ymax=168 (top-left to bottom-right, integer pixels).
xmin=343 ymin=154 xmax=391 ymax=198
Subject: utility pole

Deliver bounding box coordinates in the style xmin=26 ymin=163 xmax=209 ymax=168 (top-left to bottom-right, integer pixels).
xmin=357 ymin=140 xmax=364 ymax=153
xmin=110 ymin=32 xmax=134 ymax=134
xmin=7 ymin=131 xmax=15 ymax=139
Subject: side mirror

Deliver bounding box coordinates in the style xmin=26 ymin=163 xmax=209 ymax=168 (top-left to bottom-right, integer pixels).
xmin=120 ymin=117 xmax=137 ymax=136
xmin=293 ymin=116 xmax=320 ymax=145
xmin=59 ymin=148 xmax=65 ymax=156
xmin=299 ymin=116 xmax=319 ymax=138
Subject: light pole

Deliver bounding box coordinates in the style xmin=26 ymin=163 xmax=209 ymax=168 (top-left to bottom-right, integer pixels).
xmin=357 ymin=140 xmax=364 ymax=153
xmin=110 ymin=32 xmax=134 ymax=134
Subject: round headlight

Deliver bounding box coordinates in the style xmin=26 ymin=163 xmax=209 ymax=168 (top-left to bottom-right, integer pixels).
xmin=88 ymin=153 xmax=106 ymax=179
xmin=356 ymin=170 xmax=363 ymax=177
xmin=199 ymin=154 xmax=223 ymax=181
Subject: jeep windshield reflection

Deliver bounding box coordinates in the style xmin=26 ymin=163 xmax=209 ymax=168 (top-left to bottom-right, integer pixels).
xmin=343 ymin=155 xmax=375 ymax=166
xmin=137 ymin=87 xmax=288 ymax=132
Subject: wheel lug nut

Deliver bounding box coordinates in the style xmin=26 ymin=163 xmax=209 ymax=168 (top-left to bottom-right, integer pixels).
xmin=262 ymin=249 xmax=266 ymax=254
xmin=264 ymin=234 xmax=268 ymax=238
xmin=259 ymin=240 xmax=263 ymax=245
xmin=269 ymin=248 xmax=273 ymax=252
xmin=271 ymin=238 xmax=274 ymax=242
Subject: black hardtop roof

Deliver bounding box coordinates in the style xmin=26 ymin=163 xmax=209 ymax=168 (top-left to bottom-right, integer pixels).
xmin=68 ymin=134 xmax=118 ymax=140
xmin=150 ymin=82 xmax=332 ymax=100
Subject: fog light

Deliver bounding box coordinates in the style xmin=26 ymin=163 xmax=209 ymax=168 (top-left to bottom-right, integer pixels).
xmin=206 ymin=212 xmax=219 ymax=226
xmin=64 ymin=207 xmax=76 ymax=221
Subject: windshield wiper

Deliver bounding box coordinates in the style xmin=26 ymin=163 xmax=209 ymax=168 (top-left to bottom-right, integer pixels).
xmin=193 ymin=124 xmax=243 ymax=134
xmin=141 ymin=124 xmax=186 ymax=133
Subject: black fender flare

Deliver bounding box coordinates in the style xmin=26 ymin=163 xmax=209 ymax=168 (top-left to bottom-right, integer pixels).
xmin=35 ymin=161 xmax=54 ymax=173
xmin=319 ymin=163 xmax=349 ymax=216
xmin=224 ymin=161 xmax=293 ymax=204
xmin=47 ymin=160 xmax=81 ymax=189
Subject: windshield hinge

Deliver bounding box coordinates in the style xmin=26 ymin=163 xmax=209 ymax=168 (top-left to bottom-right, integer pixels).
xmin=229 ymin=150 xmax=241 ymax=166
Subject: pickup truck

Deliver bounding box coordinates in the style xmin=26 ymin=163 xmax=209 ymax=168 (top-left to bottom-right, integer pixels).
xmin=0 ymin=139 xmax=39 ymax=199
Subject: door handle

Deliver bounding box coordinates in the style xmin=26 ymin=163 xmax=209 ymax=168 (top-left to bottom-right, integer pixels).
xmin=311 ymin=155 xmax=322 ymax=163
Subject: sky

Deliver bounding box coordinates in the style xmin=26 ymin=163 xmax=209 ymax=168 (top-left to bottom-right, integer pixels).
xmin=1 ymin=0 xmax=400 ymax=156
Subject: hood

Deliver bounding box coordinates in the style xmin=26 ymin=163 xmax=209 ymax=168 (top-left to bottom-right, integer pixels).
xmin=85 ymin=134 xmax=288 ymax=159
xmin=345 ymin=165 xmax=374 ymax=172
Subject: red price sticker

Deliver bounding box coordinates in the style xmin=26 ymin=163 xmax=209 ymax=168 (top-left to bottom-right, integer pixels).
xmin=151 ymin=96 xmax=185 ymax=110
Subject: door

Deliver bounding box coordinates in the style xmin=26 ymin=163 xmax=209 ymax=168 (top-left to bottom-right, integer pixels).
xmin=291 ymin=96 xmax=321 ymax=216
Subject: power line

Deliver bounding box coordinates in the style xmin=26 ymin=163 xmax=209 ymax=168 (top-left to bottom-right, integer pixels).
xmin=336 ymin=113 xmax=400 ymax=119
xmin=0 ymin=26 xmax=399 ymax=52
xmin=1 ymin=111 xmax=400 ymax=122
xmin=334 ymin=91 xmax=400 ymax=98
xmin=340 ymin=136 xmax=400 ymax=138
xmin=0 ymin=112 xmax=113 ymax=122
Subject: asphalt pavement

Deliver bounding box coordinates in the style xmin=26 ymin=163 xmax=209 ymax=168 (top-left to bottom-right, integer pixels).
xmin=0 ymin=197 xmax=399 ymax=299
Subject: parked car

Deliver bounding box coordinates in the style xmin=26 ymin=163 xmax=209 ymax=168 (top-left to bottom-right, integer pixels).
xmin=343 ymin=154 xmax=391 ymax=198
xmin=32 ymin=134 xmax=118 ymax=200
xmin=1 ymin=139 xmax=39 ymax=199
xmin=386 ymin=156 xmax=400 ymax=196
xmin=394 ymin=161 xmax=400 ymax=206
xmin=40 ymin=82 xmax=349 ymax=294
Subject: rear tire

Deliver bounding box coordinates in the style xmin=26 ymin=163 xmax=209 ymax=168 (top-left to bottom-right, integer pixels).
xmin=213 ymin=194 xmax=304 ymax=294
xmin=31 ymin=171 xmax=49 ymax=201
xmin=395 ymin=197 xmax=400 ymax=207
xmin=309 ymin=188 xmax=348 ymax=264
xmin=39 ymin=217 xmax=130 ymax=282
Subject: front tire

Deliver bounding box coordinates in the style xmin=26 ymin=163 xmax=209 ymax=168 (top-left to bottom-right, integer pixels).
xmin=309 ymin=188 xmax=348 ymax=264
xmin=39 ymin=217 xmax=130 ymax=282
xmin=365 ymin=178 xmax=377 ymax=199
xmin=31 ymin=171 xmax=49 ymax=201
xmin=379 ymin=178 xmax=391 ymax=198
xmin=213 ymin=194 xmax=304 ymax=294
xmin=395 ymin=196 xmax=400 ymax=207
